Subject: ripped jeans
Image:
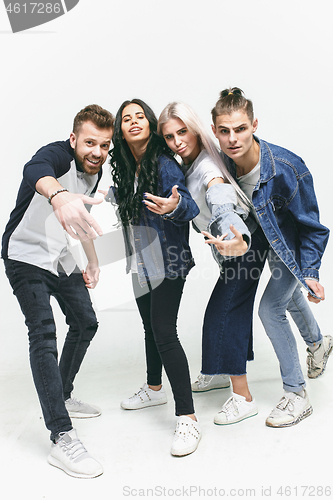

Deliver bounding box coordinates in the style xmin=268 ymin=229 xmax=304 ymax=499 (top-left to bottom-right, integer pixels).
xmin=4 ymin=259 xmax=98 ymax=441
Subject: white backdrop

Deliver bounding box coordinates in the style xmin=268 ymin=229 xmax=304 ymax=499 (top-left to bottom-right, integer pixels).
xmin=0 ymin=0 xmax=332 ymax=498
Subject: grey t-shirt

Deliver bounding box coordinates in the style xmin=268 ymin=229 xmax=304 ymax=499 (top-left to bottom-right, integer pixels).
xmin=237 ymin=159 xmax=260 ymax=222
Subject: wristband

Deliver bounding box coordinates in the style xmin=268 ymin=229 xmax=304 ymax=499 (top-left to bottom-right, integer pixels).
xmin=48 ymin=188 xmax=68 ymax=205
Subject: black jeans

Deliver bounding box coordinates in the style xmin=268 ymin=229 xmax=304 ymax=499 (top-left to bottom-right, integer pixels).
xmin=4 ymin=259 xmax=98 ymax=441
xmin=132 ymin=274 xmax=194 ymax=416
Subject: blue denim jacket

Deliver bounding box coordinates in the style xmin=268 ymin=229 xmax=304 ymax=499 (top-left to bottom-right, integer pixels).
xmin=106 ymin=154 xmax=199 ymax=286
xmin=223 ymin=137 xmax=330 ymax=297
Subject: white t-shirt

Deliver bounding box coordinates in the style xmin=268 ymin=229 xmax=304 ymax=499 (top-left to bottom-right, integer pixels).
xmin=182 ymin=150 xmax=223 ymax=232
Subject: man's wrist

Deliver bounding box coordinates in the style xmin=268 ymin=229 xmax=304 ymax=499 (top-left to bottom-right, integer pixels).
xmin=48 ymin=188 xmax=69 ymax=205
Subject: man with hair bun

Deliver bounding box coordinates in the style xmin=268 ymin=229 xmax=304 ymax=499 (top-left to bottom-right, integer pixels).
xmin=2 ymin=104 xmax=114 ymax=477
xmin=203 ymin=87 xmax=331 ymax=428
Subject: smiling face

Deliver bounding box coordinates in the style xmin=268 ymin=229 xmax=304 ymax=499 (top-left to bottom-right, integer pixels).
xmin=121 ymin=103 xmax=151 ymax=151
xmin=212 ymin=110 xmax=258 ymax=170
xmin=162 ymin=118 xmax=201 ymax=164
xmin=70 ymin=120 xmax=113 ymax=175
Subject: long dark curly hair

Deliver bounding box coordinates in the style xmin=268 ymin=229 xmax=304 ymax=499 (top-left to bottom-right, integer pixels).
xmin=109 ymin=99 xmax=172 ymax=225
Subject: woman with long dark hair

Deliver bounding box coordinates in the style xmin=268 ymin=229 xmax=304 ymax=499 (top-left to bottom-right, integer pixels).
xmin=107 ymin=99 xmax=201 ymax=456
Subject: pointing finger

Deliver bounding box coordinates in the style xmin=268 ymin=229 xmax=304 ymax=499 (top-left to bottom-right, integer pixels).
xmin=80 ymin=195 xmax=104 ymax=205
xmin=229 ymin=224 xmax=242 ymax=239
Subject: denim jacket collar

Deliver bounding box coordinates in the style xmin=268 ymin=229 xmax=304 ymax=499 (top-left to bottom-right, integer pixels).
xmin=226 ymin=136 xmax=275 ymax=185
xmin=257 ymin=137 xmax=276 ymax=184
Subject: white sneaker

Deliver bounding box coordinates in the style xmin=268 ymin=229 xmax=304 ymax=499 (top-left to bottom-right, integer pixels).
xmin=214 ymin=392 xmax=258 ymax=425
xmin=47 ymin=429 xmax=103 ymax=478
xmin=266 ymin=390 xmax=313 ymax=428
xmin=307 ymin=335 xmax=333 ymax=379
xmin=120 ymin=383 xmax=167 ymax=410
xmin=171 ymin=416 xmax=201 ymax=456
xmin=191 ymin=373 xmax=230 ymax=392
xmin=65 ymin=397 xmax=101 ymax=418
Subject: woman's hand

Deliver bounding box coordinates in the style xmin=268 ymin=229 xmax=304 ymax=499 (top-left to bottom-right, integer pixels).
xmin=202 ymin=225 xmax=248 ymax=257
xmin=143 ymin=185 xmax=180 ymax=215
xmin=98 ymin=189 xmax=108 ymax=198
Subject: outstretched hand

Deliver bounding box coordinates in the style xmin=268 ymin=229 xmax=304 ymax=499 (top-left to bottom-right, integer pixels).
xmin=202 ymin=224 xmax=248 ymax=257
xmin=143 ymin=185 xmax=180 ymax=215
xmin=305 ymin=279 xmax=325 ymax=304
xmin=51 ymin=192 xmax=103 ymax=241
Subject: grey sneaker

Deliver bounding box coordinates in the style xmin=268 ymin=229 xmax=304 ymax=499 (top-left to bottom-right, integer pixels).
xmin=48 ymin=429 xmax=103 ymax=478
xmin=191 ymin=374 xmax=230 ymax=392
xmin=266 ymin=390 xmax=313 ymax=428
xmin=65 ymin=397 xmax=101 ymax=418
xmin=121 ymin=383 xmax=167 ymax=410
xmin=307 ymin=335 xmax=333 ymax=379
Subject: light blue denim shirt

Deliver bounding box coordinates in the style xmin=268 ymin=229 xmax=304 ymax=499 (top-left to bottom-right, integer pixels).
xmin=204 ymin=183 xmax=252 ymax=269
xmin=223 ymin=137 xmax=330 ymax=298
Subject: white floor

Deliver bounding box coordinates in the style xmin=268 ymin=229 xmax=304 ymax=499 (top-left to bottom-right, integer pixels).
xmin=2 ymin=355 xmax=332 ymax=500
xmin=1 ymin=234 xmax=332 ymax=500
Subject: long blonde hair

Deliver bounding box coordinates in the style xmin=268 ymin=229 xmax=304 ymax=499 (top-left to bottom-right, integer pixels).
xmin=158 ymin=101 xmax=250 ymax=207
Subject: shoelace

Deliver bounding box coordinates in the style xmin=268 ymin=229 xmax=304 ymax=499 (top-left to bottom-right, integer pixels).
xmin=130 ymin=388 xmax=147 ymax=400
xmin=308 ymin=344 xmax=329 ymax=364
xmin=67 ymin=397 xmax=83 ymax=407
xmin=307 ymin=346 xmax=326 ymax=368
xmin=58 ymin=434 xmax=88 ymax=460
xmin=276 ymin=396 xmax=295 ymax=412
xmin=196 ymin=374 xmax=212 ymax=384
xmin=220 ymin=396 xmax=239 ymax=415
xmin=307 ymin=353 xmax=317 ymax=370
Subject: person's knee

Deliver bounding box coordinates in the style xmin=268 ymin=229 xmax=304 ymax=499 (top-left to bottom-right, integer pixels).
xmin=259 ymin=292 xmax=288 ymax=336
xmin=152 ymin=324 xmax=180 ymax=352
xmin=27 ymin=316 xmax=56 ymax=338
xmin=151 ymin=320 xmax=168 ymax=340
xmin=258 ymin=294 xmax=270 ymax=325
xmin=84 ymin=321 xmax=99 ymax=341
xmin=28 ymin=330 xmax=58 ymax=357
xmin=258 ymin=293 xmax=281 ymax=329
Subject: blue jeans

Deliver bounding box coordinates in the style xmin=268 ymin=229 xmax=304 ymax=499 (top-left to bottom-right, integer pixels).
xmin=258 ymin=251 xmax=322 ymax=392
xmin=4 ymin=259 xmax=98 ymax=441
xmin=202 ymin=225 xmax=269 ymax=376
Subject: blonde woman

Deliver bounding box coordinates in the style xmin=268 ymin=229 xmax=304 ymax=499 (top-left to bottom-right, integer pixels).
xmin=155 ymin=102 xmax=265 ymax=425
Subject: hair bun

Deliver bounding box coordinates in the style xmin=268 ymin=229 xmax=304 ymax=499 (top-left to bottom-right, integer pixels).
xmin=231 ymin=87 xmax=243 ymax=96
xmin=220 ymin=87 xmax=244 ymax=99
xmin=220 ymin=89 xmax=230 ymax=98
